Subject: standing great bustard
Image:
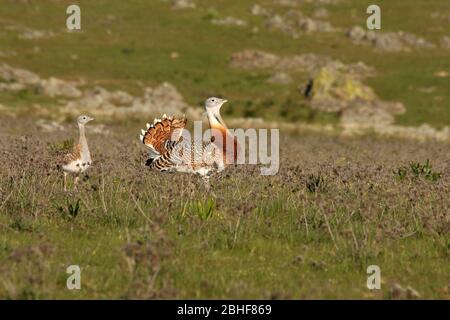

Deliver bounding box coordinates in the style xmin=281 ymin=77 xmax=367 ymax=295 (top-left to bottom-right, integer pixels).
xmin=57 ymin=115 xmax=94 ymax=191
xmin=139 ymin=97 xmax=237 ymax=188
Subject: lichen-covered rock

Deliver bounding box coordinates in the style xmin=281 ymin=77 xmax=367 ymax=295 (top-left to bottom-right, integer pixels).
xmin=304 ymin=61 xmax=404 ymax=127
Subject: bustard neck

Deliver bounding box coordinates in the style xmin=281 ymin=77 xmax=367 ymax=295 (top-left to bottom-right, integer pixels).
xmin=206 ymin=109 xmax=228 ymax=131
xmin=78 ymin=123 xmax=88 ymax=148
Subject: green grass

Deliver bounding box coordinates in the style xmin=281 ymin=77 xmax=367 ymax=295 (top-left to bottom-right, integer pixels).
xmin=0 ymin=125 xmax=449 ymax=299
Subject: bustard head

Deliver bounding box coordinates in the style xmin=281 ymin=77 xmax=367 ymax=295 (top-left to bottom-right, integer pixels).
xmin=205 ymin=97 xmax=227 ymax=113
xmin=77 ymin=115 xmax=94 ymax=125
xmin=205 ymin=97 xmax=228 ymax=129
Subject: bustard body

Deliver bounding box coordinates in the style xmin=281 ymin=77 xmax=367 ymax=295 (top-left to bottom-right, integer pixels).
xmin=57 ymin=115 xmax=94 ymax=190
xmin=139 ymin=97 xmax=237 ymax=179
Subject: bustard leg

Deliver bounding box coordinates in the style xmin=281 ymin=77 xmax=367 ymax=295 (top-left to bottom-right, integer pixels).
xmin=63 ymin=172 xmax=68 ymax=192
xmin=202 ymin=175 xmax=216 ymax=197
xmin=202 ymin=175 xmax=210 ymax=191
xmin=74 ymin=175 xmax=80 ymax=190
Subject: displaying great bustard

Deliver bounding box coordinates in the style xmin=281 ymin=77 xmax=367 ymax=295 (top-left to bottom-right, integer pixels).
xmin=56 ymin=115 xmax=94 ymax=191
xmin=139 ymin=97 xmax=237 ymax=188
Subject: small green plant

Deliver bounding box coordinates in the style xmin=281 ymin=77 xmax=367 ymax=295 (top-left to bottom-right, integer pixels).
xmin=47 ymin=139 xmax=74 ymax=153
xmin=202 ymin=9 xmax=218 ymax=21
xmin=395 ymin=160 xmax=442 ymax=182
xmin=394 ymin=166 xmax=408 ymax=181
xmin=56 ymin=199 xmax=81 ymax=220
xmin=191 ymin=198 xmax=215 ymax=220
xmin=306 ymin=174 xmax=326 ymax=193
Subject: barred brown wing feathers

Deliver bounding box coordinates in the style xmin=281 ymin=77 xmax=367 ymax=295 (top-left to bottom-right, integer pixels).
xmin=141 ymin=115 xmax=187 ymax=156
xmin=55 ymin=143 xmax=81 ymax=168
xmin=144 ymin=134 xmax=224 ymax=173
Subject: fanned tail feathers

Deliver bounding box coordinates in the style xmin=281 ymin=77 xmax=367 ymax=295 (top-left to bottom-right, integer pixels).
xmin=139 ymin=114 xmax=187 ymax=163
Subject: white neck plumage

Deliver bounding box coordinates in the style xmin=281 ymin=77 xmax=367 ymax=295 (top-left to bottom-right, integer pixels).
xmin=78 ymin=123 xmax=89 ymax=152
xmin=206 ymin=108 xmax=227 ymax=131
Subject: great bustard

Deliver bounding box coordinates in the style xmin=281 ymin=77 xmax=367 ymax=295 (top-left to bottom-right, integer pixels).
xmin=139 ymin=97 xmax=237 ymax=188
xmin=57 ymin=115 xmax=94 ymax=191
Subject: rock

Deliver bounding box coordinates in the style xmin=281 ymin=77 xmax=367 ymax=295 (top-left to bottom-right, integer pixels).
xmin=0 ymin=51 xmax=17 ymax=58
xmin=230 ymin=50 xmax=374 ymax=78
xmin=278 ymin=0 xmax=339 ymax=6
xmin=277 ymin=0 xmax=299 ymax=7
xmin=108 ymin=90 xmax=134 ymax=106
xmin=341 ymin=101 xmax=404 ymax=128
xmin=373 ymin=33 xmax=406 ymax=52
xmin=230 ymin=50 xmax=279 ymax=70
xmin=400 ymin=31 xmax=435 ymax=49
xmin=346 ymin=26 xmax=435 ymax=51
xmin=19 ymin=29 xmax=55 ymax=40
xmin=0 ymin=63 xmax=201 ymax=120
xmin=267 ymin=72 xmax=292 ymax=84
xmin=304 ymin=61 xmax=404 ymax=127
xmin=230 ymin=49 xmax=394 ymax=129
xmin=36 ymin=119 xmax=65 ymax=132
xmin=5 ymin=25 xmax=55 ymax=40
xmin=313 ymin=7 xmax=329 ymax=18
xmin=171 ymin=0 xmax=195 ymax=10
xmin=0 ymin=64 xmax=82 ymax=98
xmin=0 ymin=63 xmax=41 ymax=87
xmin=211 ymin=16 xmax=248 ymax=27
xmin=250 ymin=4 xmax=268 ymax=16
xmin=434 ymin=70 xmax=449 ymax=78
xmin=346 ymin=26 xmax=365 ymax=42
xmin=259 ymin=6 xmax=336 ymax=38
xmin=441 ymin=36 xmax=450 ymax=49
xmin=39 ymin=77 xmax=82 ymax=98
xmin=280 ymin=54 xmax=332 ymax=73
xmin=63 ymin=82 xmax=201 ymax=120
xmin=265 ymin=14 xmax=290 ymax=31
xmin=298 ymin=17 xmax=334 ymax=32
xmin=307 ymin=64 xmax=376 ymax=112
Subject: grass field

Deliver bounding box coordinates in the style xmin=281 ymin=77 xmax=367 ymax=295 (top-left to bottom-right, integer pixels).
xmin=0 ymin=119 xmax=449 ymax=299
xmin=0 ymin=0 xmax=449 ymax=299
